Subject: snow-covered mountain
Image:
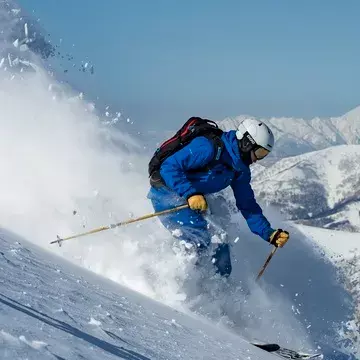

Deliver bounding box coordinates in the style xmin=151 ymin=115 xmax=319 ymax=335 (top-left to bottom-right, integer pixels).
xmin=332 ymin=106 xmax=360 ymax=146
xmin=220 ymin=106 xmax=360 ymax=159
xmin=218 ymin=108 xmax=360 ymax=232
xmin=251 ymin=145 xmax=360 ymax=231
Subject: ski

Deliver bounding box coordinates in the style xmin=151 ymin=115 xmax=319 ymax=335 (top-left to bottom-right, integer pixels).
xmin=251 ymin=342 xmax=323 ymax=359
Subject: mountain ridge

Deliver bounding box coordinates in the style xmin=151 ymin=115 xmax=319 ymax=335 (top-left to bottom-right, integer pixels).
xmin=219 ymin=105 xmax=360 ymax=159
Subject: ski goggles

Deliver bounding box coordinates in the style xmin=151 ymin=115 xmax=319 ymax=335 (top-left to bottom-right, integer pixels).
xmin=253 ymin=146 xmax=270 ymax=160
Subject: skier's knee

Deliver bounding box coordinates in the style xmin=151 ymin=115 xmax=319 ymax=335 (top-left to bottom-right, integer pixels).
xmin=212 ymin=243 xmax=232 ymax=277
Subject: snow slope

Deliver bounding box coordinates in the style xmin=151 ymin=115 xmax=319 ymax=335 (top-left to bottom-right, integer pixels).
xmin=295 ymin=224 xmax=360 ymax=357
xmin=0 ymin=230 xmax=278 ymax=360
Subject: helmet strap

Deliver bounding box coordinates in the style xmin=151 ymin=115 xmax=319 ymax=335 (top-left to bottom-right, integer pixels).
xmin=239 ymin=132 xmax=256 ymax=152
xmin=239 ymin=132 xmax=258 ymax=166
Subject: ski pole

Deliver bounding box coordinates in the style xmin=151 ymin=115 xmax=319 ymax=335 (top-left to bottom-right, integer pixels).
xmin=256 ymin=246 xmax=278 ymax=281
xmin=50 ymin=204 xmax=189 ymax=247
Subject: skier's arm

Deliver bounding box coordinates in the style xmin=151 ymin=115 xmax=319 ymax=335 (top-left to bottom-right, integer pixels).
xmin=231 ymin=174 xmax=275 ymax=241
xmin=160 ymin=137 xmax=215 ymax=199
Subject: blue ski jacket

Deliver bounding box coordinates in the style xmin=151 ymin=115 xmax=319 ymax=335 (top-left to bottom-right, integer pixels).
xmin=159 ymin=130 xmax=275 ymax=241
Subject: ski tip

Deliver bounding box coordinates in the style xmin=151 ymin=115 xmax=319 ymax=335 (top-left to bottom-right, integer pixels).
xmin=251 ymin=342 xmax=323 ymax=359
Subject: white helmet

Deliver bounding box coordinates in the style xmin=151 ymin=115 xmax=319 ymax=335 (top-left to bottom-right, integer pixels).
xmin=236 ymin=118 xmax=274 ymax=156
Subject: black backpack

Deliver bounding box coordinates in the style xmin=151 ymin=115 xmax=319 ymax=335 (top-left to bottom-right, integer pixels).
xmin=148 ymin=117 xmax=224 ymax=187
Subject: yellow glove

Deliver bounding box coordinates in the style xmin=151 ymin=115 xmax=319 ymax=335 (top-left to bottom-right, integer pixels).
xmin=187 ymin=194 xmax=207 ymax=211
xmin=269 ymin=229 xmax=289 ymax=248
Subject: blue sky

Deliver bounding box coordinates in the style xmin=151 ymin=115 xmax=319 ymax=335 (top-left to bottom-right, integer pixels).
xmin=19 ymin=0 xmax=360 ymax=129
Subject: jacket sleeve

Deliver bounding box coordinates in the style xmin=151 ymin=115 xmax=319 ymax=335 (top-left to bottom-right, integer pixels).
xmin=231 ymin=173 xmax=274 ymax=241
xmin=159 ymin=136 xmax=215 ymax=199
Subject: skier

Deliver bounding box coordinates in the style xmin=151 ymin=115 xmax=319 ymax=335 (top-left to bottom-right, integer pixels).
xmin=147 ymin=117 xmax=289 ymax=277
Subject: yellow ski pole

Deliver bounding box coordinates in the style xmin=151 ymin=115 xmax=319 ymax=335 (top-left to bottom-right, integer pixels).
xmin=256 ymin=246 xmax=278 ymax=281
xmin=50 ymin=204 xmax=189 ymax=247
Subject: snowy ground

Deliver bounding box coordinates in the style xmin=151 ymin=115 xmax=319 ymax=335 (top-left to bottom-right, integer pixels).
xmin=0 ymin=229 xmax=278 ymax=360
xmin=296 ymin=224 xmax=360 ymax=357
